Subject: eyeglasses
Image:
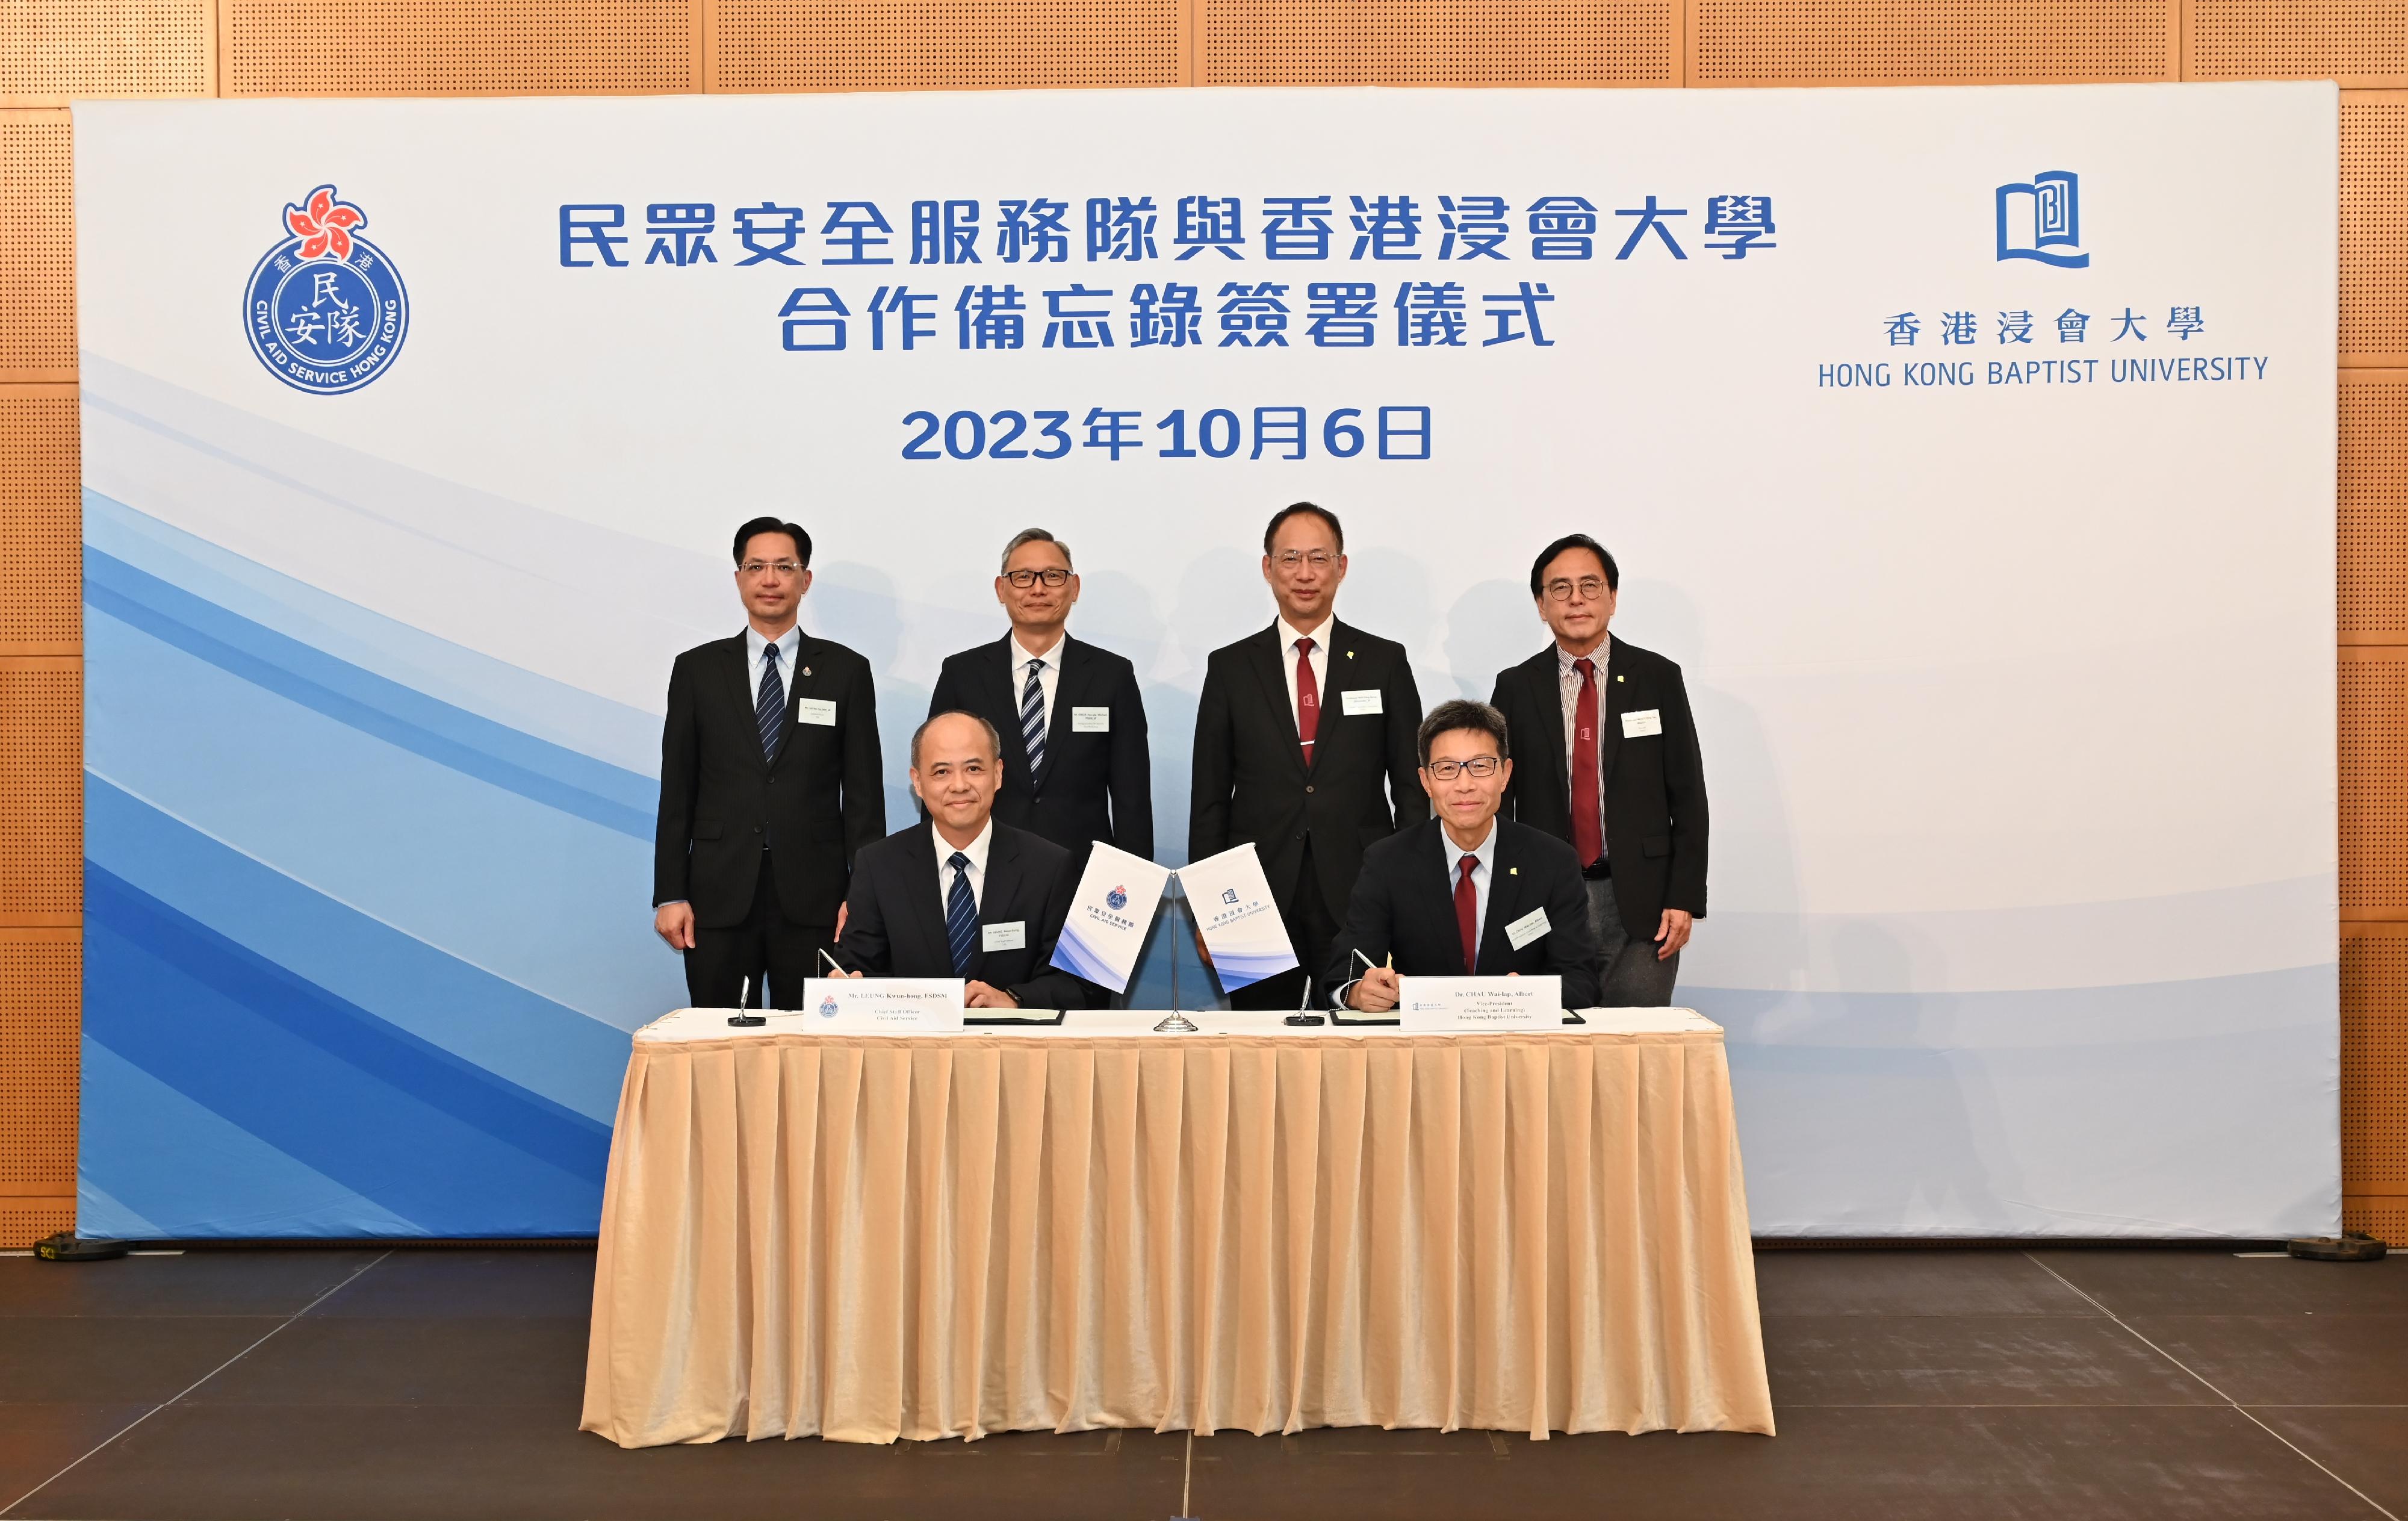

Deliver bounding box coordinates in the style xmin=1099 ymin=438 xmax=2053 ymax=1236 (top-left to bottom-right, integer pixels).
xmin=1004 ymin=568 xmax=1072 ymax=589
xmin=1424 ymin=756 xmax=1503 ymax=780
xmin=738 ymin=560 xmax=805 ymax=577
xmin=1543 ymin=577 xmax=1609 ymax=603
xmin=1274 ymin=550 xmax=1338 ymax=570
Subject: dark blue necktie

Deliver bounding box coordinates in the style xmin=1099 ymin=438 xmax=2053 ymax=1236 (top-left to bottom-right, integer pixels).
xmin=756 ymin=642 xmax=784 ymax=762
xmin=945 ymin=851 xmax=978 ymax=976
xmin=1019 ymin=659 xmax=1046 ymax=774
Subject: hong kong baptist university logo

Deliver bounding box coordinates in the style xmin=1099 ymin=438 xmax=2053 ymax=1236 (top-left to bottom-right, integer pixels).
xmin=244 ymin=184 xmax=409 ymax=394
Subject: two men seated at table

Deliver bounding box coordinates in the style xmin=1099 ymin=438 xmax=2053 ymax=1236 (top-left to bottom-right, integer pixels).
xmin=1327 ymin=700 xmax=1603 ymax=1013
xmin=830 ymin=710 xmax=1104 ymax=1010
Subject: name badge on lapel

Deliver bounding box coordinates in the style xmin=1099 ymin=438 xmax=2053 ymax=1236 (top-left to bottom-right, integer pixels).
xmin=795 ymin=698 xmax=839 ymax=727
xmin=982 ymin=921 xmax=1026 ymax=952
xmin=1504 ymin=907 xmax=1551 ymax=950
xmin=1072 ymin=706 xmax=1110 ymax=733
xmin=1341 ymin=689 xmax=1383 ymax=717
xmin=1621 ymin=708 xmax=1662 ymax=738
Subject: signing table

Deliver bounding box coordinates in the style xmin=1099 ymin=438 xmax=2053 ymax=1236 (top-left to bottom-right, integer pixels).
xmin=580 ymin=1009 xmax=1773 ymax=1446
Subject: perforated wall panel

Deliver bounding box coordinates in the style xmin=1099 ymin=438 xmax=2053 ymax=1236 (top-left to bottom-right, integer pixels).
xmin=2341 ymin=928 xmax=2408 ymax=1192
xmin=0 ymin=114 xmax=76 ymax=382
xmin=223 ymin=0 xmax=697 ymax=95
xmin=2188 ymin=0 xmax=2407 ymax=86
xmin=0 ymin=389 xmax=80 ymax=652
xmin=2344 ymin=96 xmax=2408 ymax=365
xmin=2339 ymin=372 xmax=2408 ymax=641
xmin=0 ymin=932 xmax=76 ymax=1196
xmin=0 ymin=0 xmax=211 ymax=98
xmin=713 ymin=0 xmax=1184 ymax=90
xmin=1692 ymin=0 xmax=2171 ymax=85
xmin=0 ymin=1201 xmax=74 ymax=1250
xmin=2342 ymin=649 xmax=2408 ymax=914
xmin=0 ymin=660 xmax=81 ymax=922
xmin=1199 ymin=0 xmax=1675 ymax=86
xmin=2345 ymin=1196 xmax=2407 ymax=1245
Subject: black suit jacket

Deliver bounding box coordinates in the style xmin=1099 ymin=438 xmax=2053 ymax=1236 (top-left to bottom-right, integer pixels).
xmin=834 ymin=821 xmax=1102 ymax=1010
xmin=1322 ymin=818 xmax=1601 ymax=1008
xmin=1488 ymin=636 xmax=1708 ymax=939
xmin=653 ymin=630 xmax=886 ymax=928
xmin=1189 ymin=620 xmax=1427 ymax=924
xmin=926 ymin=633 xmax=1153 ymax=868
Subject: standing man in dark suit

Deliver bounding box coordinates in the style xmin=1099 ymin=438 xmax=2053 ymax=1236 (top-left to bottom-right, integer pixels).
xmin=652 ymin=516 xmax=885 ymax=1009
xmin=1488 ymin=533 xmax=1707 ymax=1006
xmin=1328 ymin=700 xmax=1601 ymax=1012
xmin=926 ymin=527 xmax=1152 ymax=872
xmin=831 ymin=711 xmax=1101 ymax=1010
xmin=1191 ymin=502 xmax=1426 ymax=1009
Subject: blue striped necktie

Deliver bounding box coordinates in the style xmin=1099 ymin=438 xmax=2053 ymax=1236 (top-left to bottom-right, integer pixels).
xmin=756 ymin=641 xmax=784 ymax=762
xmin=1019 ymin=658 xmax=1046 ymax=774
xmin=945 ymin=851 xmax=978 ymax=976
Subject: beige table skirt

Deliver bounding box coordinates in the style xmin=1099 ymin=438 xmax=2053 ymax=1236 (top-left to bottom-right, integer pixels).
xmin=580 ymin=1018 xmax=1774 ymax=1446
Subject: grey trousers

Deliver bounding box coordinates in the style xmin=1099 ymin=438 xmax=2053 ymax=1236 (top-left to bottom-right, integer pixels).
xmin=1586 ymin=874 xmax=1681 ymax=1008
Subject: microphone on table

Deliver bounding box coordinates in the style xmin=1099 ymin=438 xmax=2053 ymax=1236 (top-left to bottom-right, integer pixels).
xmin=1284 ymin=957 xmax=1326 ymax=1025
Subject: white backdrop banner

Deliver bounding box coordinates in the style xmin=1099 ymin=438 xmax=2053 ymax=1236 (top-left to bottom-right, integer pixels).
xmin=72 ymin=83 xmax=2338 ymax=1239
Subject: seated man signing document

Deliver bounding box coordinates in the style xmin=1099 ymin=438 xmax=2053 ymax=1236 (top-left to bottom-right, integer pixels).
xmin=831 ymin=711 xmax=1102 ymax=1011
xmin=1327 ymin=700 xmax=1603 ymax=1013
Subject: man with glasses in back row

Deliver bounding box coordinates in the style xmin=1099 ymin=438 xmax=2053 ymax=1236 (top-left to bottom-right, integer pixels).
xmin=1191 ymin=502 xmax=1426 ymax=1010
xmin=928 ymin=528 xmax=1152 ymax=877
xmin=651 ymin=517 xmax=886 ymax=1009
xmin=1488 ymin=534 xmax=1708 ymax=1006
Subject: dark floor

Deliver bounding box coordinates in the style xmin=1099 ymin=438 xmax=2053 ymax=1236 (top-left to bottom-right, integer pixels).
xmin=1 ymin=1246 xmax=2403 ymax=1521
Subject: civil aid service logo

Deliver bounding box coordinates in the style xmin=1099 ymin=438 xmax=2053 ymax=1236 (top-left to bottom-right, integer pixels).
xmin=244 ymin=184 xmax=410 ymax=394
xmin=1105 ymin=885 xmax=1129 ymax=910
xmin=819 ymin=995 xmax=840 ymax=1019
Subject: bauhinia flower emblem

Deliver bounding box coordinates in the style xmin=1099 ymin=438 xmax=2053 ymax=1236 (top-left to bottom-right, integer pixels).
xmin=284 ymin=185 xmax=366 ymax=261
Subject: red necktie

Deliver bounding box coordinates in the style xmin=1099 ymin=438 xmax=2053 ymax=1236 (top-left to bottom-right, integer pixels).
xmin=1294 ymin=636 xmax=1320 ymax=768
xmin=1455 ymin=854 xmax=1480 ymax=974
xmin=1572 ymin=657 xmax=1604 ymax=867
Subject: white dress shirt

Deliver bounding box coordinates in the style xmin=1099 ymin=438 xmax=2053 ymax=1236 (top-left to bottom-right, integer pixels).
xmin=746 ymin=623 xmax=803 ymax=703
xmin=1010 ymin=630 xmax=1065 ymax=737
xmin=932 ymin=818 xmax=994 ymax=913
xmin=1279 ymin=615 xmax=1335 ymax=739
xmin=1556 ymin=640 xmax=1610 ymax=859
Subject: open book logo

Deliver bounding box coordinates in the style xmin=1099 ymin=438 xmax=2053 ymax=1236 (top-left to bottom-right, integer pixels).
xmin=1996 ymin=170 xmax=2088 ymax=269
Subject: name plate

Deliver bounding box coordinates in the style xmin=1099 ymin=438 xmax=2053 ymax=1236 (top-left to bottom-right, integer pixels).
xmin=1397 ymin=975 xmax=1565 ymax=1033
xmin=799 ymin=977 xmax=965 ymax=1031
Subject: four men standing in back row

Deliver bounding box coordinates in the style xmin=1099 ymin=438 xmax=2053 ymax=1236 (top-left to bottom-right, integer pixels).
xmin=652 ymin=506 xmax=1709 ymax=1011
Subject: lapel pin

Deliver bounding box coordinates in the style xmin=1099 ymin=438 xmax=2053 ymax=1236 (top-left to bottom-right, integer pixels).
xmin=801 ymin=667 xmax=811 ymax=677
xmin=1346 ymin=650 xmax=1355 ymax=659
xmin=1615 ymin=673 xmax=1624 ymax=683
xmin=1509 ymin=866 xmax=1519 ymax=876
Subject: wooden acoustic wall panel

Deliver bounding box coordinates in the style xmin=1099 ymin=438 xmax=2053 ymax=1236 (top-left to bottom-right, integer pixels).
xmin=0 ymin=1202 xmax=75 ymax=1250
xmin=1198 ymin=0 xmax=1676 ymax=86
xmin=2343 ymin=96 xmax=2408 ymax=366
xmin=2343 ymin=926 xmax=2408 ymax=1200
xmin=2188 ymin=0 xmax=2407 ymax=86
xmin=224 ymin=0 xmax=697 ymax=95
xmin=0 ymin=0 xmax=210 ymax=100
xmin=0 ymin=660 xmax=81 ymax=924
xmin=711 ymin=0 xmax=1183 ymax=90
xmin=1692 ymin=0 xmax=2172 ymax=84
xmin=2338 ymin=372 xmax=2408 ymax=642
xmin=0 ymin=388 xmax=81 ymax=656
xmin=0 ymin=113 xmax=75 ymax=383
xmin=0 ymin=932 xmax=78 ymax=1202
xmin=2342 ymin=645 xmax=2408 ymax=916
